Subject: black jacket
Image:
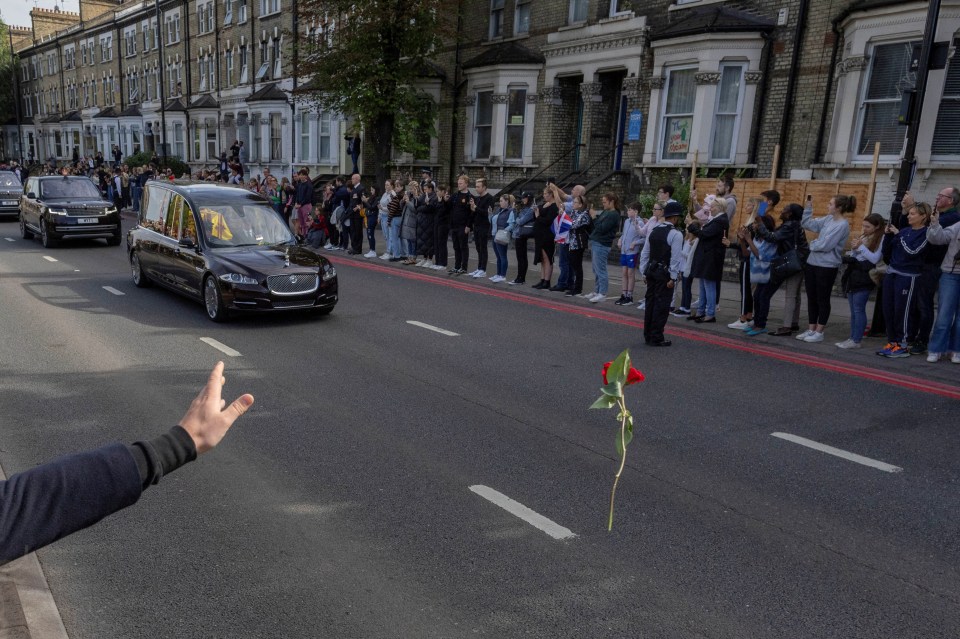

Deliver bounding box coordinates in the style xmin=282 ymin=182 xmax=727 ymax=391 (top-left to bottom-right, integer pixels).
xmin=689 ymin=215 xmax=730 ymax=281
xmin=0 ymin=427 xmax=196 ymax=564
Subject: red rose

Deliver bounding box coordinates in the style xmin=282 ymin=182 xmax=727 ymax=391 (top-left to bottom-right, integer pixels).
xmin=602 ymin=362 xmax=645 ymax=386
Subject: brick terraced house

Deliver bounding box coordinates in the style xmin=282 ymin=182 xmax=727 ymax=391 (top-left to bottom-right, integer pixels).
xmin=4 ymin=0 xmax=959 ymax=212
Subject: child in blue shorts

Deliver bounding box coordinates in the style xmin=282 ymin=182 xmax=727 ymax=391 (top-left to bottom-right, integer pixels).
xmin=615 ymin=202 xmax=644 ymax=305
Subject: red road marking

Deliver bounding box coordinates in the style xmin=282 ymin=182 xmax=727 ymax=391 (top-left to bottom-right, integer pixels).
xmin=329 ymin=255 xmax=960 ymax=401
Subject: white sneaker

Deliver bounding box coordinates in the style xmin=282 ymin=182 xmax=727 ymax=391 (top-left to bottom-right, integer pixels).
xmin=636 ymin=300 xmax=645 ymax=310
xmin=432 ymin=264 xmax=446 ymax=270
xmin=472 ymin=271 xmax=486 ymax=278
xmin=803 ymin=332 xmax=825 ymax=343
xmin=927 ymin=352 xmax=942 ymax=363
xmin=379 ymin=252 xmax=390 ymax=260
xmin=951 ymin=352 xmax=960 ymax=364
xmin=421 ymin=259 xmax=434 ymax=268
xmin=835 ymin=339 xmax=861 ymax=349
xmin=488 ymin=275 xmax=499 ymax=282
xmin=415 ymin=259 xmax=426 ymax=267
xmin=795 ymin=329 xmax=814 ymax=341
xmin=324 ymin=243 xmax=334 ymax=249
xmin=727 ymin=319 xmax=752 ymax=329
xmin=364 ymin=250 xmax=377 ymax=258
xmin=590 ymin=293 xmax=604 ymax=303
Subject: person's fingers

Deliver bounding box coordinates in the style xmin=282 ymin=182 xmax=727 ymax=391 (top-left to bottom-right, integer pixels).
xmin=206 ymin=362 xmax=225 ymax=403
xmin=225 ymin=394 xmax=255 ymax=424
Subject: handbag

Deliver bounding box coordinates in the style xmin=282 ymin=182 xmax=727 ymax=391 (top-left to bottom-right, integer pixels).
xmin=771 ymin=249 xmax=803 ymax=281
xmin=495 ymin=229 xmax=511 ymax=245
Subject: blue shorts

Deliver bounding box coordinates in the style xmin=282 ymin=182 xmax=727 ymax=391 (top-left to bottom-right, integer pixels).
xmin=620 ymin=253 xmax=638 ymax=268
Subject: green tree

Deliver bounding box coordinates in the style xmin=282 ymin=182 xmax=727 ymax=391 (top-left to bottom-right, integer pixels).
xmin=292 ymin=0 xmax=450 ymax=186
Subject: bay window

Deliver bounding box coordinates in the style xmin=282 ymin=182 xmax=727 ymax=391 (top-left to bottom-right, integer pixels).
xmin=660 ymin=67 xmax=696 ymax=161
xmin=856 ymin=41 xmax=918 ymax=156
xmin=710 ymin=64 xmax=744 ymax=162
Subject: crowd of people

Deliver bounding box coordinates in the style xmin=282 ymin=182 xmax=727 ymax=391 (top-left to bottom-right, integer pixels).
xmin=5 ymin=150 xmax=958 ymax=363
xmin=299 ymin=170 xmax=959 ymax=360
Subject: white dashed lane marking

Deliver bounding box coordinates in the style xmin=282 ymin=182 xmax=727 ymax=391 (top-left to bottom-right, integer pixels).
xmin=4 ymin=238 xmax=14 ymax=242
xmin=42 ymin=256 xmax=58 ymax=262
xmin=199 ymin=337 xmax=242 ymax=357
xmin=469 ymin=485 xmax=577 ymax=540
xmin=103 ymin=286 xmax=125 ymax=296
xmin=406 ymin=320 xmax=460 ymax=337
xmin=771 ymin=432 xmax=903 ymax=473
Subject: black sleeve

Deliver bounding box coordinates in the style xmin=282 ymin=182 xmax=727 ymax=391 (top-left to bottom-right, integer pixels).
xmin=0 ymin=443 xmax=142 ymax=564
xmin=129 ymin=426 xmax=198 ymax=489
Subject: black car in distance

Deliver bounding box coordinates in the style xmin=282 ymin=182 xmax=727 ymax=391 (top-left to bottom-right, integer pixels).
xmin=127 ymin=181 xmax=338 ymax=322
xmin=0 ymin=171 xmax=22 ymax=218
xmin=19 ymin=175 xmax=121 ymax=247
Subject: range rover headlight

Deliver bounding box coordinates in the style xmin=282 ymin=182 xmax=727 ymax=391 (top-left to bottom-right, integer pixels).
xmin=219 ymin=273 xmax=259 ymax=285
xmin=105 ymin=207 xmax=118 ymax=215
xmin=47 ymin=207 xmax=68 ymax=216
xmin=322 ymin=263 xmax=336 ymax=281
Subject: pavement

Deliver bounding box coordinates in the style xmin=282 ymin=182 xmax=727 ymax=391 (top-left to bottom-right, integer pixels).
xmin=1 ymin=214 xmax=958 ymax=637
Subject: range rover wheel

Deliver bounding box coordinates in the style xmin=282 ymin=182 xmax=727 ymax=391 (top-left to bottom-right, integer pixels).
xmin=130 ymin=251 xmax=151 ymax=288
xmin=204 ymin=275 xmax=229 ymax=322
xmin=40 ymin=220 xmax=57 ymax=248
xmin=19 ymin=214 xmax=33 ymax=240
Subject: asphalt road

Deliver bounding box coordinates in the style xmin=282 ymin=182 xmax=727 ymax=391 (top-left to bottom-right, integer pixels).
xmin=0 ymin=217 xmax=958 ymax=638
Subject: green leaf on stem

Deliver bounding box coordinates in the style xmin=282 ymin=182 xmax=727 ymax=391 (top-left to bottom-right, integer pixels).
xmin=608 ymin=349 xmax=631 ymax=387
xmin=600 ymin=382 xmax=623 ymax=397
xmin=590 ymin=394 xmax=619 ymax=410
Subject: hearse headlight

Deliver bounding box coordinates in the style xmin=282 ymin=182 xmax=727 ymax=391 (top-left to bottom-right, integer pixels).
xmin=322 ymin=263 xmax=336 ymax=281
xmin=219 ymin=273 xmax=259 ymax=285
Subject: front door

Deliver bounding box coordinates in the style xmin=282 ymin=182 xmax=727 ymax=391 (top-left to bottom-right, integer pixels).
xmin=572 ymin=95 xmax=584 ymax=171
xmin=613 ymin=95 xmax=628 ymax=171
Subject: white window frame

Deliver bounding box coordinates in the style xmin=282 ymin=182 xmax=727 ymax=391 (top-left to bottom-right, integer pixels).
xmin=240 ymin=44 xmax=249 ymax=84
xmin=269 ymin=112 xmax=282 ymax=161
xmin=225 ymin=49 xmax=234 ymax=87
xmin=300 ymin=111 xmax=310 ymax=161
xmin=208 ymin=52 xmax=216 ymax=92
xmin=709 ymin=62 xmax=746 ymax=163
xmin=473 ymin=90 xmax=493 ymax=160
xmin=569 ymin=0 xmax=588 ymax=24
xmin=199 ymin=57 xmax=208 ymax=92
xmin=260 ymin=0 xmax=281 ymax=17
xmin=609 ymin=0 xmax=633 ymax=18
xmin=318 ymin=110 xmax=332 ymax=161
xmin=514 ymin=0 xmax=530 ymax=36
xmin=238 ymin=0 xmax=248 ymax=24
xmin=224 ymin=0 xmax=233 ymax=25
xmin=853 ymin=39 xmax=918 ymax=160
xmin=657 ymin=65 xmax=697 ymax=163
xmin=932 ymin=37 xmax=960 ymax=158
xmin=504 ymin=86 xmax=527 ymax=161
xmin=489 ymin=0 xmax=504 ymax=40
xmin=174 ymin=122 xmax=185 ymax=159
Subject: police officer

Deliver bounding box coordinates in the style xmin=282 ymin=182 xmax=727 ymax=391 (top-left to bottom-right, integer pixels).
xmin=639 ymin=201 xmax=684 ymax=346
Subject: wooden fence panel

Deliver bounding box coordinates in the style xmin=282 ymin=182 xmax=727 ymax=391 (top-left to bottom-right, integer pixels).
xmin=691 ymin=178 xmax=873 ymax=248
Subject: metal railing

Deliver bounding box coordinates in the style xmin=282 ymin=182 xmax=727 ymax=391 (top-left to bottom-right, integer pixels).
xmin=501 ymin=142 xmax=585 ymax=195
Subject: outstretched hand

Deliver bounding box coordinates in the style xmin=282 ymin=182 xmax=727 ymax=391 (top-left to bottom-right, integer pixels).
xmin=178 ymin=362 xmax=255 ymax=454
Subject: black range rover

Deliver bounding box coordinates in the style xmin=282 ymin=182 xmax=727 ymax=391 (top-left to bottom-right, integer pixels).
xmin=19 ymin=175 xmax=121 ymax=247
xmin=0 ymin=171 xmax=22 ymax=218
xmin=126 ymin=181 xmax=338 ymax=321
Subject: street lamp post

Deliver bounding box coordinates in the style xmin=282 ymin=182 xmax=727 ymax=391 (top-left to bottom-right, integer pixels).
xmin=8 ymin=26 xmax=24 ymax=164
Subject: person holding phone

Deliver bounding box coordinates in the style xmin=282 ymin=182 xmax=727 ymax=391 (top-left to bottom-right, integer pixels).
xmin=797 ymin=194 xmax=854 ymax=343
xmin=835 ymin=213 xmax=885 ymax=349
xmin=925 ymin=203 xmax=960 ymax=363
xmin=876 ymin=203 xmax=932 ymax=358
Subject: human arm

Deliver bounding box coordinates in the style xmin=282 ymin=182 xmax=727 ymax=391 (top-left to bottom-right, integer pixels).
xmin=668 ymin=228 xmax=684 ymax=282
xmin=0 ymin=363 xmax=253 ymax=564
xmin=927 ymin=213 xmax=960 ymax=245
xmin=801 ymin=204 xmax=824 ymax=233
xmin=851 ymin=241 xmax=884 ymax=265
xmin=808 ymin=218 xmax=849 ymax=254
xmin=638 ymin=233 xmax=651 ymax=278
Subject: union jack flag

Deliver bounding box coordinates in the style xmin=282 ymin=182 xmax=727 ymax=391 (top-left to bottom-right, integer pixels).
xmin=552 ymin=209 xmax=572 ymax=244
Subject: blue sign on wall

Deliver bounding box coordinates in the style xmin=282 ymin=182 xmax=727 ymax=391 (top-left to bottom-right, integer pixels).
xmin=627 ymin=110 xmax=642 ymax=141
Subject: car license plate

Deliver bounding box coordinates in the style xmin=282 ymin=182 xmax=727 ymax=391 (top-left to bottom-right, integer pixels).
xmin=2 ymin=201 xmax=15 ymax=206
xmin=78 ymin=217 xmax=98 ymax=224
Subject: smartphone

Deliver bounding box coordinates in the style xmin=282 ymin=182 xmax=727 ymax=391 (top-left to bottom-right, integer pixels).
xmin=806 ymin=194 xmax=812 ymax=203
xmin=757 ymin=201 xmax=768 ymax=217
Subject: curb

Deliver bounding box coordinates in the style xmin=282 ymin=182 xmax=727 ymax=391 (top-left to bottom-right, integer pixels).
xmin=0 ymin=464 xmax=69 ymax=639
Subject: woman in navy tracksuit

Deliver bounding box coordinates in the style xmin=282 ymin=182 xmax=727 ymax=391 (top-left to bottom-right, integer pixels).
xmin=877 ymin=202 xmax=932 ymax=358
